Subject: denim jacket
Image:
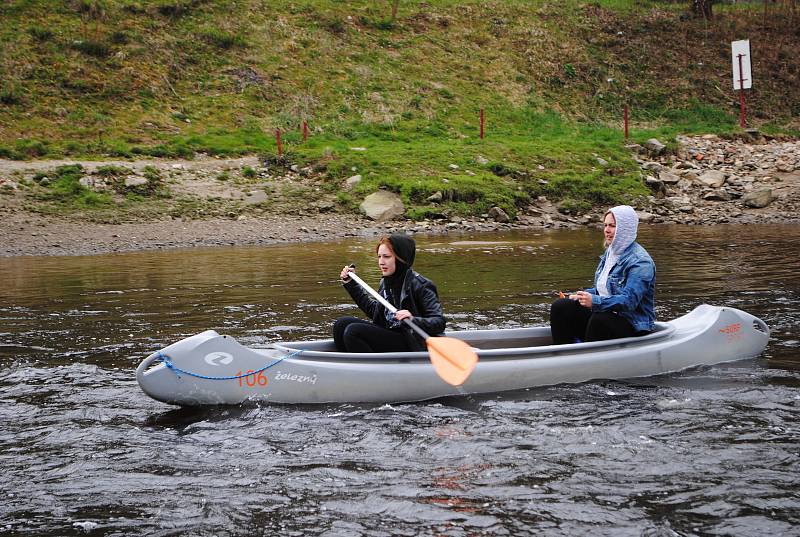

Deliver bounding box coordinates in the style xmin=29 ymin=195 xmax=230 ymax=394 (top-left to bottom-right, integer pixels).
xmin=586 ymin=242 xmax=656 ymax=332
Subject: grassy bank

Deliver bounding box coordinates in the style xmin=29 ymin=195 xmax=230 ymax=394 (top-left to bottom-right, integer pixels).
xmin=1 ymin=0 xmax=798 ymax=218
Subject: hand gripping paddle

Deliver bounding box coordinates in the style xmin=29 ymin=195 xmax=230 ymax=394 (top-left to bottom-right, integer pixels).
xmin=345 ymin=270 xmax=478 ymax=386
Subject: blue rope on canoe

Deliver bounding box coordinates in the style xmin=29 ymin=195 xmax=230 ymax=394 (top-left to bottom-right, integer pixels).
xmin=156 ymin=349 xmax=304 ymax=381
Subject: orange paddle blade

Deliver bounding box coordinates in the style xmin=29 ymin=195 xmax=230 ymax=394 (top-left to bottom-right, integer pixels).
xmin=559 ymin=291 xmax=566 ymax=299
xmin=426 ymin=336 xmax=478 ymax=386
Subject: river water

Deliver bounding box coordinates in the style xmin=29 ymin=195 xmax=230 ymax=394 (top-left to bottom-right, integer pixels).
xmin=1 ymin=224 xmax=799 ymax=536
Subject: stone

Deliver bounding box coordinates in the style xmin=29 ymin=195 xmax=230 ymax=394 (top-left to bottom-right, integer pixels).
xmin=317 ymin=200 xmax=335 ymax=212
xmin=360 ymin=190 xmax=405 ymax=221
xmin=644 ymin=176 xmax=667 ymax=197
xmin=79 ymin=176 xmax=96 ymax=189
xmin=658 ymin=171 xmax=681 ymax=184
xmin=697 ymin=170 xmax=726 ymax=188
xmin=244 ymin=190 xmax=268 ymax=205
xmin=742 ymin=189 xmax=773 ymax=208
xmin=344 ymin=174 xmax=362 ymax=190
xmin=636 ymin=211 xmax=656 ymax=222
xmin=488 ymin=206 xmax=510 ymax=223
xmin=644 ymin=138 xmax=666 ymax=156
xmin=426 ymin=191 xmax=443 ymax=203
xmin=642 ymin=162 xmax=663 ymax=173
xmin=703 ymin=191 xmax=731 ymax=201
xmin=124 ymin=176 xmax=149 ymax=188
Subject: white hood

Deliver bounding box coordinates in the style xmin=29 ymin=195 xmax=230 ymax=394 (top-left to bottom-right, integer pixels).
xmin=608 ymin=205 xmax=639 ymax=255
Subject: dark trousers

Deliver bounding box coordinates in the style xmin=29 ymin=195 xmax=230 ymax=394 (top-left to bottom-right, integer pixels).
xmin=549 ymin=298 xmax=638 ymax=345
xmin=333 ymin=316 xmax=409 ymax=353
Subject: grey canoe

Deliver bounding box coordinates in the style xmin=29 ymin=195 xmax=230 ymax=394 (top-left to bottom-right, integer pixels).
xmin=136 ymin=304 xmax=769 ymax=406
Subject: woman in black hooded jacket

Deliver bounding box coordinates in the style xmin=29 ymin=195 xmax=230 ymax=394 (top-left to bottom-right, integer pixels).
xmin=334 ymin=234 xmax=446 ymax=353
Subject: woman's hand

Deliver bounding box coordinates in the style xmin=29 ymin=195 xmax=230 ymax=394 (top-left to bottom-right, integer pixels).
xmin=572 ymin=291 xmax=593 ymax=309
xmin=395 ymin=309 xmax=413 ymax=322
xmin=340 ymin=265 xmax=355 ymax=282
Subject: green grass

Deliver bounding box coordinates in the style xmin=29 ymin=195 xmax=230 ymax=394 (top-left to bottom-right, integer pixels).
xmin=34 ymin=164 xmax=115 ymax=208
xmin=1 ymin=0 xmax=798 ymax=218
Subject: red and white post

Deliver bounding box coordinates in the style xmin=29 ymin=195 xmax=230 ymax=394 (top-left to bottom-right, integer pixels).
xmin=731 ymin=40 xmax=752 ymax=129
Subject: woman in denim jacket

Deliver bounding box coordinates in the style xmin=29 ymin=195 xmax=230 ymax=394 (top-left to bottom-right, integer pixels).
xmin=550 ymin=205 xmax=655 ymax=345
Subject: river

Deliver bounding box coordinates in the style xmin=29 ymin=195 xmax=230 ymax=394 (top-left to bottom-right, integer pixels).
xmin=1 ymin=224 xmax=799 ymax=536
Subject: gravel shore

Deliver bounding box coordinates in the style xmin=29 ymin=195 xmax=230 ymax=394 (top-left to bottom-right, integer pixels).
xmin=2 ymin=135 xmax=798 ymax=258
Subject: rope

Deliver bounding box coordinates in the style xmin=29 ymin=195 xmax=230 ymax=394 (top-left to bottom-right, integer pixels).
xmin=156 ymin=349 xmax=303 ymax=381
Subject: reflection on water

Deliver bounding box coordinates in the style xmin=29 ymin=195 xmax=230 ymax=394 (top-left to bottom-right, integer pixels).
xmin=1 ymin=224 xmax=799 ymax=535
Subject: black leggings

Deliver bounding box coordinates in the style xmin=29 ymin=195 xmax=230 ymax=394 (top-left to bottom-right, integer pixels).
xmin=549 ymin=298 xmax=639 ymax=345
xmin=333 ymin=316 xmax=409 ymax=353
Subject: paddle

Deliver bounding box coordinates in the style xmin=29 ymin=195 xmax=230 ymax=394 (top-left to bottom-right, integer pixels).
xmin=344 ymin=269 xmax=478 ymax=386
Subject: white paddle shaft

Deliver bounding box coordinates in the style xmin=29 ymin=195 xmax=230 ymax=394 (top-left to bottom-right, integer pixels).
xmin=345 ymin=270 xmax=430 ymax=341
xmin=346 ymin=271 xmax=397 ymax=313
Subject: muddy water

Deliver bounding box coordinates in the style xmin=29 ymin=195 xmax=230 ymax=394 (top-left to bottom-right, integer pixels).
xmin=1 ymin=224 xmax=798 ymax=536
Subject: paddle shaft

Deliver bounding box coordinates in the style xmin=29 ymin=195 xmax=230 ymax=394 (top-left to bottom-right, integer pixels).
xmin=345 ymin=271 xmax=431 ymax=341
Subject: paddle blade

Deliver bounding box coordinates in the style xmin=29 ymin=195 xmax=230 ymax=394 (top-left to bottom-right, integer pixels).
xmin=426 ymin=337 xmax=478 ymax=386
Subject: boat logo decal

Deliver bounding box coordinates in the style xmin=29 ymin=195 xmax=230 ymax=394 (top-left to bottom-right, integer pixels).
xmin=274 ymin=370 xmax=318 ymax=385
xmin=204 ymin=351 xmax=234 ymax=366
xmin=719 ymin=323 xmax=743 ymax=341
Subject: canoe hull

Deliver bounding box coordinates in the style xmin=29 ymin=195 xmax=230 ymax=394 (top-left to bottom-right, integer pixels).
xmin=136 ymin=305 xmax=769 ymax=406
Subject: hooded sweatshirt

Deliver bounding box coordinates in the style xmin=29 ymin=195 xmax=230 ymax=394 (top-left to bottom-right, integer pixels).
xmin=597 ymin=205 xmax=639 ymax=296
xmin=380 ymin=234 xmax=416 ymax=326
xmin=343 ymin=232 xmax=445 ymax=348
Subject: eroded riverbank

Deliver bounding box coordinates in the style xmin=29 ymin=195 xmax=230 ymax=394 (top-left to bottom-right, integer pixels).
xmin=1 ymin=135 xmax=798 ymax=257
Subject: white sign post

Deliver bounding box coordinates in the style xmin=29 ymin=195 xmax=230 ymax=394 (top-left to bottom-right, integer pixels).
xmin=731 ymin=40 xmax=752 ymax=128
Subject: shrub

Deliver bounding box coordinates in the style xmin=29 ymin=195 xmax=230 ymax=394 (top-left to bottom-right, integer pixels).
xmin=203 ymin=29 xmax=246 ymax=49
xmin=28 ymin=26 xmax=54 ymax=42
xmin=0 ymin=85 xmax=22 ymax=105
xmin=75 ymin=0 xmax=108 ymax=19
xmin=557 ymin=198 xmax=592 ymax=215
xmin=96 ymin=165 xmax=132 ymax=177
xmin=15 ymin=139 xmax=49 ymax=158
xmin=71 ymin=39 xmax=111 ymax=58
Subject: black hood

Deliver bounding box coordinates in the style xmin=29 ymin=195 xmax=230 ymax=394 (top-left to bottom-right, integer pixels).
xmin=383 ymin=233 xmax=415 ymax=292
xmin=388 ymin=233 xmax=416 ymax=268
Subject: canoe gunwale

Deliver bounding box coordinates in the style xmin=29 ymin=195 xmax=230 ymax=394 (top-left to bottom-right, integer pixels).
xmin=270 ymin=322 xmax=677 ymax=363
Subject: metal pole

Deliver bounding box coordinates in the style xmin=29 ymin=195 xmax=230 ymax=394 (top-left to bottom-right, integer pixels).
xmin=738 ymin=54 xmax=746 ymax=128
xmin=479 ymin=108 xmax=484 ymax=139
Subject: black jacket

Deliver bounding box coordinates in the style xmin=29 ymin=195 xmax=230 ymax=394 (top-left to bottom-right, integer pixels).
xmin=343 ymin=270 xmax=446 ymax=351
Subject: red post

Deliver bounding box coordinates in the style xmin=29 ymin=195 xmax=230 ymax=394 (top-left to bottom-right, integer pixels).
xmin=624 ymin=104 xmax=629 ymax=142
xmin=276 ymin=128 xmax=282 ymax=157
xmin=738 ymin=54 xmax=747 ymax=128
xmin=302 ymin=121 xmax=308 ymax=141
xmin=479 ymin=108 xmax=484 ymax=139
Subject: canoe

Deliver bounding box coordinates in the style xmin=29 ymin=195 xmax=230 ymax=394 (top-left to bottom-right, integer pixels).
xmin=136 ymin=304 xmax=769 ymax=406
